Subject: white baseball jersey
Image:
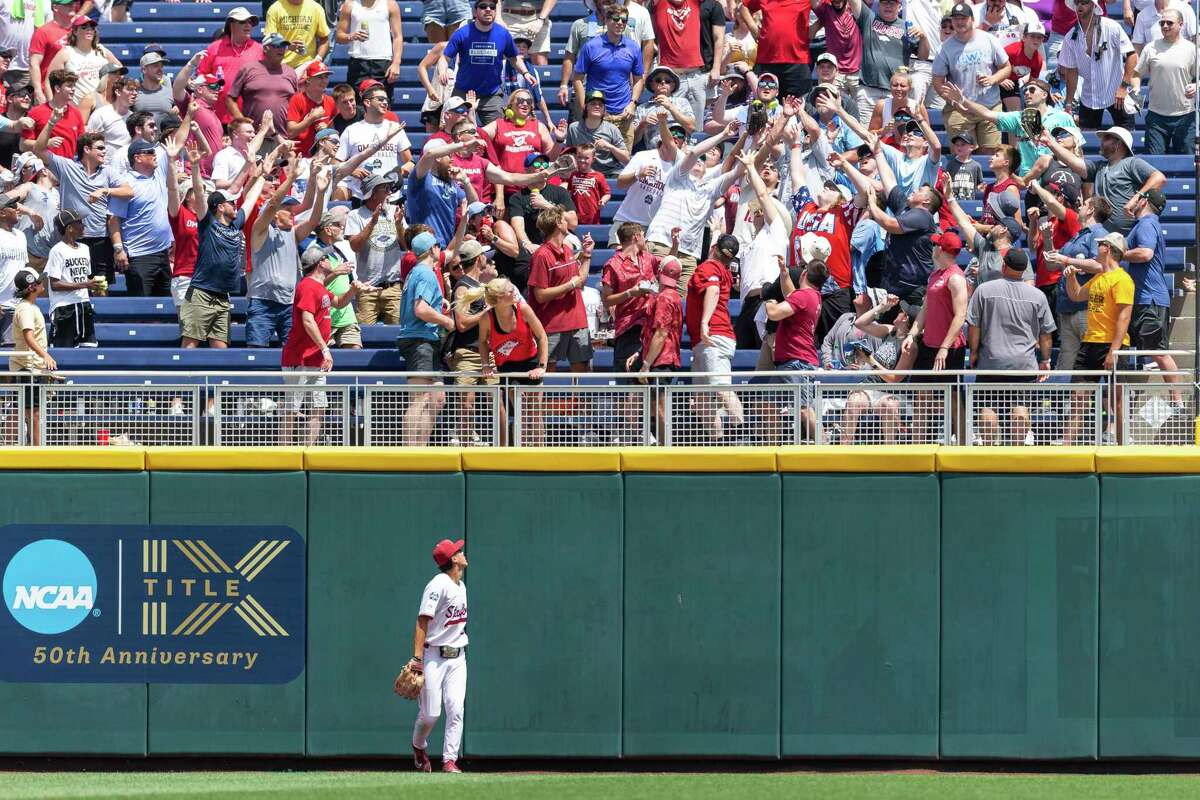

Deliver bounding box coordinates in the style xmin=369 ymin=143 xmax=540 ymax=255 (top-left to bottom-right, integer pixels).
xmin=418 ymin=573 xmax=468 ymax=648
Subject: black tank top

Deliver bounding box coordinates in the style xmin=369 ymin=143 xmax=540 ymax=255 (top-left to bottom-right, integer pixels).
xmin=449 ymin=273 xmax=485 ymax=351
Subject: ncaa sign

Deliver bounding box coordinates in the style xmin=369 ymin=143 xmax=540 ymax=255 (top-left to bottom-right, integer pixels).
xmin=0 ymin=525 xmax=305 ymax=684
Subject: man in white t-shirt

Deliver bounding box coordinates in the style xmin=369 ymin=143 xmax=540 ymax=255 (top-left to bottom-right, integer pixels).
xmin=85 ymin=74 xmax=138 ymax=165
xmin=607 ymin=120 xmax=686 ymax=246
xmin=406 ymin=538 xmax=469 ymax=775
xmin=336 ymin=83 xmax=413 ymax=200
xmin=1132 ymin=0 xmax=1199 ymax=52
xmin=44 ymin=209 xmax=101 ymax=347
xmin=211 ymin=114 xmax=271 ymax=197
xmin=733 ymin=148 xmax=790 ymax=349
xmin=645 ymin=123 xmax=742 ymax=292
xmin=0 ymin=192 xmax=28 ymax=345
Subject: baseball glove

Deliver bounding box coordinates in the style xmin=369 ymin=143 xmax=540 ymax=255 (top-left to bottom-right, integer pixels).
xmin=394 ymin=663 xmax=424 ymax=700
xmin=1021 ymin=106 xmax=1043 ymax=137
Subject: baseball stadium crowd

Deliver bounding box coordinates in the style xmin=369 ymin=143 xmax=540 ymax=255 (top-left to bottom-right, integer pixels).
xmin=0 ymin=0 xmax=1190 ymax=444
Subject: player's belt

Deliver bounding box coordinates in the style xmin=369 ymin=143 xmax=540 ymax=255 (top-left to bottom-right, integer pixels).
xmin=427 ymin=645 xmax=464 ymax=658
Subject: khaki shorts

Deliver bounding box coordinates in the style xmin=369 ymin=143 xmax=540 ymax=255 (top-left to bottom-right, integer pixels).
xmin=500 ymin=10 xmax=551 ymax=53
xmin=944 ymin=105 xmax=1002 ymax=151
xmin=449 ymin=347 xmax=498 ymax=385
xmin=179 ymin=286 xmax=231 ymax=343
xmin=282 ymin=366 xmax=329 ymax=411
xmin=356 ymin=284 xmax=402 ymax=325
xmin=330 ymin=323 xmax=362 ymax=348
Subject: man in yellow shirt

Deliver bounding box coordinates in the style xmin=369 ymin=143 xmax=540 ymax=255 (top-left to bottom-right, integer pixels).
xmin=1061 ymin=231 xmax=1134 ymax=444
xmin=265 ymin=0 xmax=332 ymax=68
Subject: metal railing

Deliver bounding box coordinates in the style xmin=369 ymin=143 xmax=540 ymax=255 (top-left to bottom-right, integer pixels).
xmin=0 ymin=366 xmax=1193 ymax=447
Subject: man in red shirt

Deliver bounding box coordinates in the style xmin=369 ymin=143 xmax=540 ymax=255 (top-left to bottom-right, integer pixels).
xmin=287 ymin=60 xmax=336 ymax=156
xmin=280 ymin=244 xmax=362 ymax=445
xmin=602 ymin=221 xmax=657 ymax=373
xmin=29 ymin=0 xmax=75 ymax=106
xmin=741 ymin=0 xmax=813 ymax=98
xmin=635 ymin=256 xmax=685 ymax=441
xmin=24 ymin=70 xmax=83 ymax=159
xmin=528 ymin=205 xmax=594 ymax=371
xmin=565 ymin=143 xmax=611 ymax=226
xmin=765 ymin=258 xmax=828 ymax=441
xmin=650 ymin=0 xmax=708 ymax=131
xmin=1027 ymin=178 xmax=1080 ymax=311
xmin=685 ymin=234 xmax=743 ymax=440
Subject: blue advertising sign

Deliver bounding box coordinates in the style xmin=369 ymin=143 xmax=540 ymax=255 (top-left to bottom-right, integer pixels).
xmin=0 ymin=525 xmax=305 ymax=684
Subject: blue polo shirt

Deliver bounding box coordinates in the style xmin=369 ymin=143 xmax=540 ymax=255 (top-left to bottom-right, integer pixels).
xmin=1125 ymin=213 xmax=1169 ymax=307
xmin=106 ymin=150 xmax=173 ymax=257
xmin=406 ymin=169 xmax=466 ymax=248
xmin=397 ymin=261 xmax=444 ymax=342
xmin=444 ymin=23 xmax=517 ymax=97
xmin=575 ymin=33 xmax=644 ymax=115
xmin=1056 ymin=224 xmax=1103 ymax=315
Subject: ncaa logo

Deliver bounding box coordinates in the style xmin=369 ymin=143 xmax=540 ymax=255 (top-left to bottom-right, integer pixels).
xmin=3 ymin=539 xmax=97 ymax=634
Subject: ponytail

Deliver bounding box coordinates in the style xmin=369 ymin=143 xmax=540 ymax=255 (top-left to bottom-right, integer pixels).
xmin=454 ymin=276 xmax=515 ymax=314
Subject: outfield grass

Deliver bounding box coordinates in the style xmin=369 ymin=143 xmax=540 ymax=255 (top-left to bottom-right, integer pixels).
xmin=3 ymin=771 xmax=1200 ymax=800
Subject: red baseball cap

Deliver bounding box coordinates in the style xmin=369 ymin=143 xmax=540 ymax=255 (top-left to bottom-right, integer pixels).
xmin=303 ymin=60 xmax=332 ymax=80
xmin=358 ymin=78 xmax=385 ymax=96
xmin=657 ymin=256 xmax=682 ymax=289
xmin=931 ymin=231 xmax=963 ymax=255
xmin=432 ymin=538 xmax=464 ymax=567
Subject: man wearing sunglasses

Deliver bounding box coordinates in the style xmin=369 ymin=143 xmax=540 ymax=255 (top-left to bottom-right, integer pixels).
xmin=573 ymin=4 xmax=645 ymax=146
xmin=1134 ymin=7 xmax=1198 ymax=154
xmin=1131 ymin=0 xmax=1198 ymax=54
xmin=440 ymin=0 xmax=538 ymax=124
xmin=1058 ymin=0 xmax=1137 ymax=129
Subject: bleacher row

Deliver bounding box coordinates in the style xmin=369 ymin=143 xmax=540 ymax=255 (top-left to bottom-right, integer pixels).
xmin=47 ymin=1 xmax=1194 ymax=372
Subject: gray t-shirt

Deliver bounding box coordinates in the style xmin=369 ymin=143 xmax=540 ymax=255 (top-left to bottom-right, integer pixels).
xmin=17 ymin=183 xmax=58 ymax=258
xmin=47 ymin=155 xmax=109 ymax=238
xmin=860 ymin=6 xmax=919 ymax=90
xmin=132 ymin=80 xmax=175 ymax=126
xmin=249 ymin=225 xmax=300 ymax=305
xmin=965 ymin=276 xmax=1056 ymax=370
xmin=932 ymin=30 xmax=1008 ymax=109
xmin=343 ymin=204 xmax=402 ymax=286
xmin=1086 ymin=156 xmax=1156 ymax=235
xmin=970 ymin=232 xmax=1034 ymax=286
xmin=566 ymin=119 xmax=626 ymax=178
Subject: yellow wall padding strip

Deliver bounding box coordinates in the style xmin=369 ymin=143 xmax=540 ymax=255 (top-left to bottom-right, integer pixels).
xmin=620 ymin=448 xmax=778 ymax=472
xmin=0 ymin=446 xmax=146 ymax=470
xmin=304 ymin=448 xmax=463 ymax=472
xmin=461 ymin=448 xmax=622 ymax=472
xmin=936 ymin=446 xmax=1097 ymax=473
xmin=776 ymin=445 xmax=938 ymax=473
xmin=1095 ymin=447 xmax=1200 ymax=474
xmin=144 ymin=447 xmax=306 ymax=471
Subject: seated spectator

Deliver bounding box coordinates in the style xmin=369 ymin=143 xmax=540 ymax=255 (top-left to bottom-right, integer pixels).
xmin=265 ymin=0 xmax=332 ymax=69
xmin=44 ymin=208 xmax=100 ymax=347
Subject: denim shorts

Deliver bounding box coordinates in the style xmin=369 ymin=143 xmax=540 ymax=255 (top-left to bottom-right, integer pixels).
xmin=421 ymin=0 xmax=471 ymax=27
xmin=245 ymin=298 xmax=293 ymax=347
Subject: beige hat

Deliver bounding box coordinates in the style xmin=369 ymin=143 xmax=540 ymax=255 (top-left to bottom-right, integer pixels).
xmin=1099 ymin=232 xmax=1127 ymax=256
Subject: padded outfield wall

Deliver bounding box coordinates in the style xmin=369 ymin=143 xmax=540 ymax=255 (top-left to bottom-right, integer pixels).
xmin=1 ymin=446 xmax=1199 ymax=759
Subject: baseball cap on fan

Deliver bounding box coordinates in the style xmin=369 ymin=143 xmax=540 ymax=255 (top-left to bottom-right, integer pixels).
xmin=657 ymin=256 xmax=683 ymax=289
xmin=432 ymin=538 xmax=464 ymax=567
xmin=931 ymin=231 xmax=963 ymax=255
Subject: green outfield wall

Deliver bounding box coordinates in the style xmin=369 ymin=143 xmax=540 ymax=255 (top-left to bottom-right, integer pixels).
xmin=2 ymin=446 xmax=1200 ymax=760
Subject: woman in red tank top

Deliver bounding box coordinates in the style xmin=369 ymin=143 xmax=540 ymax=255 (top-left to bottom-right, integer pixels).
xmin=462 ymin=277 xmax=549 ymax=444
xmin=481 ymin=89 xmax=554 ymax=194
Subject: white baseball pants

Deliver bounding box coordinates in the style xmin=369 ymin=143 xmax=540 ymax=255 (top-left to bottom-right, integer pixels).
xmin=412 ymin=647 xmax=467 ymax=761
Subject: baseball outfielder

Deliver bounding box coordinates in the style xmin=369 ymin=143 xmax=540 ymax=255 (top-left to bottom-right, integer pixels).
xmin=409 ymin=538 xmax=468 ymax=773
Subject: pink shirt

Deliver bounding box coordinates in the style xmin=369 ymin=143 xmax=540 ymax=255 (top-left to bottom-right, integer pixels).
xmin=200 ymin=36 xmax=265 ymax=125
xmin=774 ymin=287 xmax=821 ymax=366
xmin=812 ymin=2 xmax=863 ymax=72
xmin=922 ymin=265 xmax=967 ymax=350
